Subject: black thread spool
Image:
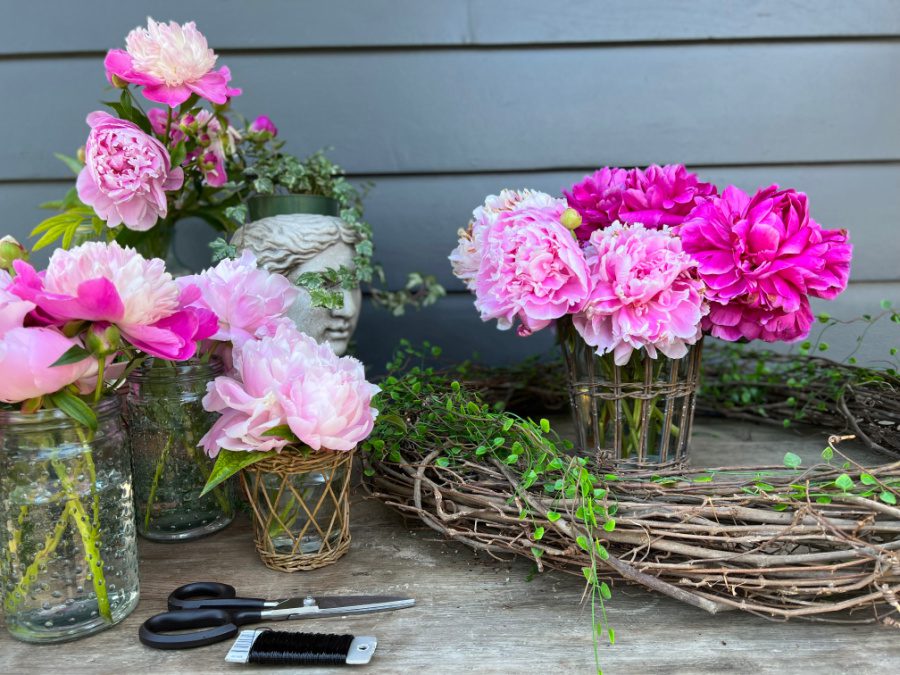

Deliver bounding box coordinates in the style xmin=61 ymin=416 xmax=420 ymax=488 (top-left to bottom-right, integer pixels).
xmin=248 ymin=631 xmax=358 ymax=665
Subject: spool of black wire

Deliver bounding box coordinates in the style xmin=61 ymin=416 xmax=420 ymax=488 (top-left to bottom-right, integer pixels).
xmin=225 ymin=629 xmax=377 ymax=666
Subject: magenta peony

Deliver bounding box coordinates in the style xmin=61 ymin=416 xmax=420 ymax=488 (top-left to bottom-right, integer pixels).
xmin=77 ymin=111 xmax=184 ymax=232
xmin=564 ymin=167 xmax=628 ymax=240
xmin=618 ymin=164 xmax=717 ymax=229
xmin=450 ymin=189 xmax=566 ymax=291
xmin=680 ymin=184 xmax=852 ymax=342
xmin=178 ymin=250 xmax=299 ymax=347
xmin=573 ymin=223 xmax=706 ymax=365
xmin=10 ymin=242 xmax=216 ymax=361
xmin=200 ymin=324 xmax=379 ymax=456
xmin=104 ymin=18 xmax=241 ymax=107
xmin=473 ymin=203 xmax=591 ymax=335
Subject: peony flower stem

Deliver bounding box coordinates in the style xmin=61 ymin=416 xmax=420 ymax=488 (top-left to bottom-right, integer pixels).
xmin=3 ymin=507 xmax=69 ymax=614
xmin=144 ymin=434 xmax=174 ymax=530
xmin=92 ymin=357 xmax=105 ymax=405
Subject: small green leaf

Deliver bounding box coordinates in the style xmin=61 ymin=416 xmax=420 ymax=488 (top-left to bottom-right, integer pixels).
xmin=501 ymin=418 xmax=514 ymax=432
xmin=54 ymin=152 xmax=83 ymax=175
xmin=880 ymin=491 xmax=897 ymax=505
xmin=530 ymin=546 xmax=543 ymax=559
xmin=881 ymin=299 xmax=892 ymax=310
xmin=816 ymin=495 xmax=832 ymax=504
xmin=835 ymin=474 xmax=854 ymax=491
xmin=860 ymin=473 xmax=877 ymax=486
xmin=576 ymin=535 xmax=589 ymax=551
xmin=783 ymin=452 xmax=802 ymax=469
xmin=693 ymin=475 xmax=713 ymax=483
xmin=599 ymin=582 xmax=612 ymax=600
xmin=607 ymin=627 xmax=615 ymax=645
xmin=539 ymin=418 xmax=550 ymax=433
xmin=821 ymin=446 xmax=834 ymax=461
xmin=202 ymin=449 xmax=275 ymax=496
xmin=581 ymin=567 xmax=595 ymax=584
xmin=475 ymin=446 xmax=488 ymax=456
xmin=435 ymin=457 xmax=450 ymax=468
xmin=262 ymin=424 xmax=301 ymax=443
xmin=595 ymin=543 xmax=609 ymax=560
xmin=363 ymin=467 xmax=375 ymax=477
xmin=169 ymin=142 xmax=187 ymax=167
xmin=547 ymin=510 xmax=561 ymax=522
xmin=533 ymin=526 xmax=545 ymax=541
xmin=378 ymin=414 xmax=408 ymax=433
xmin=50 ymin=345 xmax=92 ymax=368
xmin=602 ymin=519 xmax=616 ymax=532
xmin=47 ymin=390 xmax=97 ymax=433
xmin=504 ymin=454 xmax=519 ymax=465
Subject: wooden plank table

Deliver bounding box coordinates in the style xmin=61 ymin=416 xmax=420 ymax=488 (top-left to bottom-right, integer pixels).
xmin=2 ymin=418 xmax=899 ymax=674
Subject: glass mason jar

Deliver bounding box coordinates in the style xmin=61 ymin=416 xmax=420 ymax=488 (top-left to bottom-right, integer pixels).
xmin=0 ymin=397 xmax=140 ymax=643
xmin=558 ymin=317 xmax=703 ymax=468
xmin=241 ymin=449 xmax=353 ymax=572
xmin=125 ymin=358 xmax=235 ymax=541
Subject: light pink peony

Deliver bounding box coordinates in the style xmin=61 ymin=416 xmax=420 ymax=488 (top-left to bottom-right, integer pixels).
xmin=0 ymin=327 xmax=96 ymax=403
xmin=573 ymin=223 xmax=706 ymax=365
xmin=104 ymin=18 xmax=241 ymax=107
xmin=10 ymin=242 xmax=216 ymax=361
xmin=0 ymin=270 xmax=35 ymax=336
xmin=450 ymin=189 xmax=566 ymax=291
xmin=179 ymin=251 xmax=299 ymax=347
xmin=680 ymin=184 xmax=852 ymax=342
xmin=200 ymin=324 xmax=379 ymax=456
xmin=473 ymin=204 xmax=591 ymax=335
xmin=148 ymin=108 xmax=229 ymax=187
xmin=77 ymin=111 xmax=184 ymax=232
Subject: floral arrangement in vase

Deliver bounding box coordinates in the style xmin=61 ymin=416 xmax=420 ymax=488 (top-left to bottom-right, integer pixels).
xmin=0 ymin=239 xmax=216 ymax=641
xmin=450 ymin=165 xmax=853 ymax=465
xmin=199 ymin=321 xmax=380 ymax=570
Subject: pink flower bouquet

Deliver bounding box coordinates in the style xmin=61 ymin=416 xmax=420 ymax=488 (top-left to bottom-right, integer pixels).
xmin=450 ymin=166 xmax=852 ymax=464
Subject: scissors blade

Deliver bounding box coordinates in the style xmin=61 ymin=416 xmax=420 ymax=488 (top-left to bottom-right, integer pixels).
xmin=268 ymin=594 xmax=414 ymax=619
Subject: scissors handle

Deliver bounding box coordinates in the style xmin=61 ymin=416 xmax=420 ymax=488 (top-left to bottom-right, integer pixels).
xmin=139 ymin=607 xmax=263 ymax=650
xmin=167 ymin=581 xmax=268 ymax=611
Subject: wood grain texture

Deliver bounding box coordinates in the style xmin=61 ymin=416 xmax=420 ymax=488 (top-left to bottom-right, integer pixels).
xmin=2 ymin=41 xmax=899 ymax=180
xmin=3 ymin=1 xmax=899 ymax=55
xmin=4 ymin=162 xmax=898 ymax=284
xmin=0 ymin=418 xmax=897 ymax=674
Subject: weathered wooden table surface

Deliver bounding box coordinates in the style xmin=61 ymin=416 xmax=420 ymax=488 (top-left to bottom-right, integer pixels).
xmin=2 ymin=417 xmax=898 ymax=674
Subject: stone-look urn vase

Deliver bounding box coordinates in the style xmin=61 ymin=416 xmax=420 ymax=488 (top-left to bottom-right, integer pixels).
xmin=232 ymin=195 xmax=362 ymax=355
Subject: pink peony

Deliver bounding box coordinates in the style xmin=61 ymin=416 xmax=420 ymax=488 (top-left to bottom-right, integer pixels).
xmin=249 ymin=115 xmax=278 ymax=136
xmin=618 ymin=164 xmax=717 ymax=229
xmin=178 ymin=250 xmax=299 ymax=347
xmin=200 ymin=324 xmax=379 ymax=456
xmin=104 ymin=18 xmax=241 ymax=107
xmin=77 ymin=111 xmax=184 ymax=232
xmin=564 ymin=167 xmax=628 ymax=241
xmin=10 ymin=242 xmax=216 ymax=361
xmin=0 ymin=327 xmax=96 ymax=403
xmin=573 ymin=223 xmax=706 ymax=365
xmin=680 ymin=184 xmax=852 ymax=342
xmin=0 ymin=270 xmax=35 ymax=335
xmin=473 ymin=203 xmax=590 ymax=335
xmin=450 ymin=189 xmax=566 ymax=290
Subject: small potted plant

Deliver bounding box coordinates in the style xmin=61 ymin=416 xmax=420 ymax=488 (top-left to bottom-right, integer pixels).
xmin=199 ymin=322 xmax=379 ymax=572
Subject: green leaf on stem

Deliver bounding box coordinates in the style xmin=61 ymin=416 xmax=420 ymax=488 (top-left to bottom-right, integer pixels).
xmin=54 ymin=153 xmax=83 ymax=175
xmin=47 ymin=390 xmax=97 ymax=433
xmin=834 ymin=474 xmax=854 ymax=491
xmin=533 ymin=526 xmax=545 ymax=541
xmin=783 ymin=452 xmax=802 ymax=469
xmin=202 ymin=449 xmax=276 ymax=496
xmin=880 ymin=491 xmax=897 ymax=505
xmin=50 ymin=345 xmax=92 ymax=367
xmin=546 ymin=510 xmax=561 ymax=522
xmin=262 ymin=424 xmax=301 ymax=443
xmin=860 ymin=473 xmax=877 ymax=486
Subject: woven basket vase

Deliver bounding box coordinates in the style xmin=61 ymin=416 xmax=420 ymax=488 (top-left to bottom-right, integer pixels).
xmin=240 ymin=448 xmax=353 ymax=572
xmin=558 ymin=317 xmax=703 ymax=469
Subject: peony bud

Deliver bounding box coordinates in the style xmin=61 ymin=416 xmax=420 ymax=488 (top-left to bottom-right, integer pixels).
xmin=249 ymin=115 xmax=278 ymax=138
xmin=0 ymin=235 xmax=27 ymax=272
xmin=76 ymin=146 xmax=86 ymax=164
xmin=110 ymin=73 xmax=128 ymax=89
xmin=560 ymin=208 xmax=583 ymax=231
xmin=86 ymin=323 xmax=121 ymax=357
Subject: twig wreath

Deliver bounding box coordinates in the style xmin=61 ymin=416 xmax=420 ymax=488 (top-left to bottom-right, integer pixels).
xmin=362 ymin=344 xmax=900 ymax=647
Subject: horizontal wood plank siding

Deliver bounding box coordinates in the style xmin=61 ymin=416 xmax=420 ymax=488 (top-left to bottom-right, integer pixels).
xmin=1 ymin=3 xmax=896 ymax=365
xmin=2 ymin=1 xmax=899 ymax=55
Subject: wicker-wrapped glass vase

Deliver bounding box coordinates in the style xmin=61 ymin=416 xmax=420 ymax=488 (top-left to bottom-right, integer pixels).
xmin=240 ymin=448 xmax=353 ymax=572
xmin=558 ymin=317 xmax=703 ymax=468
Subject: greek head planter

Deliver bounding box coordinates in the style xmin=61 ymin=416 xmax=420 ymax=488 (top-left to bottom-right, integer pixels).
xmin=231 ymin=213 xmax=362 ymax=355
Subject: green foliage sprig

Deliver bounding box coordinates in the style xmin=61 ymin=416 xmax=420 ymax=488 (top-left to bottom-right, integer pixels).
xmin=364 ymin=342 xmax=616 ymax=670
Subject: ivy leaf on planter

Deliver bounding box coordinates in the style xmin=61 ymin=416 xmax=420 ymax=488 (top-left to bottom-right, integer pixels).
xmin=202 ymin=449 xmax=277 ymax=496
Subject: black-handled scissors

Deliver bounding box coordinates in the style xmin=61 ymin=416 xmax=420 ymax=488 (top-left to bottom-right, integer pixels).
xmin=139 ymin=581 xmax=415 ymax=650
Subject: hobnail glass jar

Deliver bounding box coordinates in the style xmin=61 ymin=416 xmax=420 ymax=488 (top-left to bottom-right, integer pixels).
xmin=125 ymin=358 xmax=235 ymax=541
xmin=0 ymin=397 xmax=140 ymax=643
xmin=558 ymin=317 xmax=703 ymax=468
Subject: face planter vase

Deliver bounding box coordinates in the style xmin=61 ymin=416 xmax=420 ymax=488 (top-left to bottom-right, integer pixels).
xmin=231 ymin=214 xmax=362 ymax=355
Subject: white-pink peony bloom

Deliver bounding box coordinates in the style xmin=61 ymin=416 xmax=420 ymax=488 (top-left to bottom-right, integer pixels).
xmin=573 ymin=223 xmax=707 ymax=365
xmin=450 ymin=189 xmax=566 ymax=290
xmin=473 ymin=203 xmax=591 ymax=335
xmin=200 ymin=324 xmax=379 ymax=456
xmin=179 ymin=250 xmax=299 ymax=348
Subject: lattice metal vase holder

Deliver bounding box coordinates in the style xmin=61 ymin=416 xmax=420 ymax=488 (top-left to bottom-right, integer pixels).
xmin=240 ymin=449 xmax=353 ymax=572
xmin=558 ymin=318 xmax=703 ymax=468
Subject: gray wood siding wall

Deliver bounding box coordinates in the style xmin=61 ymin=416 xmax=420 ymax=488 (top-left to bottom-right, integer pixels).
xmin=2 ymin=1 xmax=898 ymax=368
